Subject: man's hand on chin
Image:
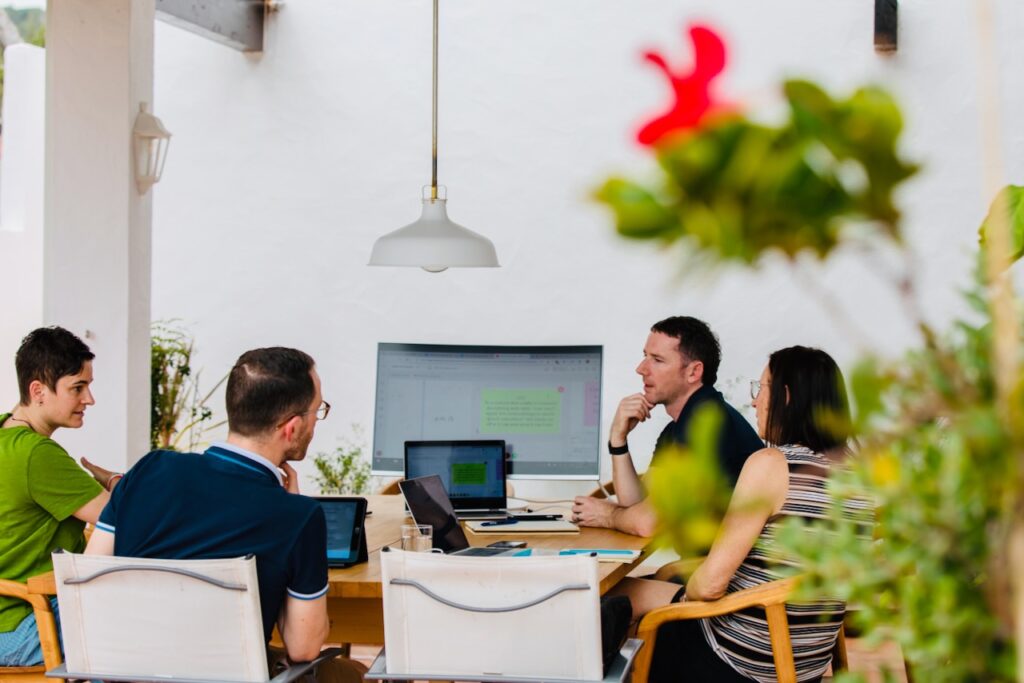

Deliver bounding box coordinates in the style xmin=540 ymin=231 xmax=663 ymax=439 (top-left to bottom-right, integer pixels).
xmin=280 ymin=462 xmax=300 ymax=494
xmin=571 ymin=496 xmax=617 ymax=528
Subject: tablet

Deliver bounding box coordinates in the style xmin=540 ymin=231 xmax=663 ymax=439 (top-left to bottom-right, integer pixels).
xmin=314 ymin=496 xmax=368 ymax=568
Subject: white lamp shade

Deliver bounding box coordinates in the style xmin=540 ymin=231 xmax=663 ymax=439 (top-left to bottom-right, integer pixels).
xmin=369 ymin=198 xmax=500 ymax=272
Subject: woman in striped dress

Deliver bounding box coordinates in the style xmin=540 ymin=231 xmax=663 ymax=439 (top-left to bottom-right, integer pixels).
xmin=613 ymin=346 xmax=855 ymax=683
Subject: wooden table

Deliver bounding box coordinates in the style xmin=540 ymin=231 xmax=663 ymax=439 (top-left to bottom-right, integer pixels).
xmin=28 ymin=495 xmax=652 ymax=646
xmin=324 ymin=495 xmax=651 ymax=644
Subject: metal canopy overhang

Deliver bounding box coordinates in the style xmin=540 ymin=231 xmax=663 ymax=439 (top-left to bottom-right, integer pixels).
xmin=156 ymin=0 xmax=265 ymax=53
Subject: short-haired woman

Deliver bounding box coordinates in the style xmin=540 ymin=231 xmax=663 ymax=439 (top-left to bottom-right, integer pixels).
xmin=614 ymin=345 xmax=860 ymax=683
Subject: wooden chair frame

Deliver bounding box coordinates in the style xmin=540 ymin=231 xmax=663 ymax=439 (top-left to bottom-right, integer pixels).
xmin=587 ymin=480 xmax=616 ymax=500
xmin=0 ymin=578 xmax=62 ymax=682
xmin=632 ymin=577 xmax=848 ymax=683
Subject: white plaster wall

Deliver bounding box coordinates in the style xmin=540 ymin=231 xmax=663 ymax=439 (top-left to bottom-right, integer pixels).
xmin=147 ymin=0 xmax=1024 ymax=496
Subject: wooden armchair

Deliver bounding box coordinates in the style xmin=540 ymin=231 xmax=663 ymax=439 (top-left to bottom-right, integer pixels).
xmin=0 ymin=578 xmax=62 ymax=682
xmin=632 ymin=577 xmax=848 ymax=683
xmin=588 ymin=480 xmax=616 ymax=499
xmin=377 ymin=478 xmax=403 ymax=495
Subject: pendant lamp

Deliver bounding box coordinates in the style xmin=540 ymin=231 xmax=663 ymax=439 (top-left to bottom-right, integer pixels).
xmin=368 ymin=0 xmax=500 ymax=273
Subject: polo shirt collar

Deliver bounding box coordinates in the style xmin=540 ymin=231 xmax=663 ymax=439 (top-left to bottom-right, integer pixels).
xmin=676 ymin=383 xmax=721 ymax=423
xmin=207 ymin=441 xmax=284 ymax=486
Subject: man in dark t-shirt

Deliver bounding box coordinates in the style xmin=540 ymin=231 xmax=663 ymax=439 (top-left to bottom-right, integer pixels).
xmin=87 ymin=347 xmax=334 ymax=666
xmin=572 ymin=317 xmax=762 ymax=537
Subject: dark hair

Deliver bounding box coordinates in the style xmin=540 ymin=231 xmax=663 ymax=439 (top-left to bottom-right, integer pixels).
xmin=15 ymin=327 xmax=95 ymax=405
xmin=225 ymin=347 xmax=316 ymax=437
xmin=650 ymin=316 xmax=721 ymax=386
xmin=764 ymin=346 xmax=850 ymax=452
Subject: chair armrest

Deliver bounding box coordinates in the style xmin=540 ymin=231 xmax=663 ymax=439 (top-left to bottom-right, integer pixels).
xmin=603 ymin=638 xmax=642 ymax=683
xmin=270 ymin=647 xmax=344 ymax=683
xmin=632 ymin=577 xmax=799 ymax=683
xmin=0 ymin=578 xmax=31 ymax=600
xmin=0 ymin=576 xmax=64 ymax=670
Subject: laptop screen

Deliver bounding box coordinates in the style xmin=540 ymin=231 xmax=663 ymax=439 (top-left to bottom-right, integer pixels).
xmin=399 ymin=475 xmax=471 ymax=554
xmin=405 ymin=440 xmax=506 ymax=510
xmin=316 ymin=497 xmax=367 ymax=565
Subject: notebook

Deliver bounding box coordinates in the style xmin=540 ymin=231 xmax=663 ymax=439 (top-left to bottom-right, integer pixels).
xmin=464 ymin=519 xmax=579 ymax=534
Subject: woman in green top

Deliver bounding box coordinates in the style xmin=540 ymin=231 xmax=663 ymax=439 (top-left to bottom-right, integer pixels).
xmin=0 ymin=327 xmax=120 ymax=667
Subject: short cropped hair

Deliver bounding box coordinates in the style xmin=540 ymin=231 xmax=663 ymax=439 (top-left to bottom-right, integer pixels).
xmin=15 ymin=327 xmax=95 ymax=405
xmin=765 ymin=346 xmax=850 ymax=452
xmin=650 ymin=316 xmax=721 ymax=386
xmin=225 ymin=347 xmax=316 ymax=437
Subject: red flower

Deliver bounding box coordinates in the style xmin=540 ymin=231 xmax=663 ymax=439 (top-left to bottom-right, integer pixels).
xmin=637 ymin=25 xmax=730 ymax=146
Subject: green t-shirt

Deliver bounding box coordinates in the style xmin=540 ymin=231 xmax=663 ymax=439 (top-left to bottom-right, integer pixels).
xmin=0 ymin=414 xmax=103 ymax=632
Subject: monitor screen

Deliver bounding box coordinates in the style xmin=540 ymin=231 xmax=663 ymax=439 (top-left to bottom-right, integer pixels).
xmin=405 ymin=440 xmax=506 ymax=509
xmin=373 ymin=343 xmax=602 ymax=479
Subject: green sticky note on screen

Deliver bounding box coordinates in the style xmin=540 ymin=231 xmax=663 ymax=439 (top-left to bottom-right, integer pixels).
xmin=451 ymin=462 xmax=487 ymax=486
xmin=479 ymin=389 xmax=562 ymax=434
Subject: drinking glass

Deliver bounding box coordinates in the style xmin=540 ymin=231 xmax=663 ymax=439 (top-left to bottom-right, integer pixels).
xmin=401 ymin=524 xmax=433 ymax=552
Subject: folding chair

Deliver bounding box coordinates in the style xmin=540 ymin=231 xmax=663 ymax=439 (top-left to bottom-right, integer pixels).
xmin=48 ymin=551 xmax=341 ymax=682
xmin=366 ymin=548 xmax=641 ymax=683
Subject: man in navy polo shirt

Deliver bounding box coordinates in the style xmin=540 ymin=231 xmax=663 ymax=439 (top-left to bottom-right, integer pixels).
xmin=571 ymin=317 xmax=763 ymax=537
xmin=86 ymin=347 xmax=334 ymax=667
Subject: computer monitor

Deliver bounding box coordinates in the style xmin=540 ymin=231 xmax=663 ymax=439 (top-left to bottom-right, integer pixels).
xmin=372 ymin=343 xmax=602 ymax=479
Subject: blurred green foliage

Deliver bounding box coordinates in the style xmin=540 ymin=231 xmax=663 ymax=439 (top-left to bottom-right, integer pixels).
xmin=600 ymin=74 xmax=1024 ymax=680
xmin=646 ymin=404 xmax=732 ymax=557
xmin=778 ymin=274 xmax=1022 ymax=680
xmin=596 ymin=81 xmax=918 ymax=264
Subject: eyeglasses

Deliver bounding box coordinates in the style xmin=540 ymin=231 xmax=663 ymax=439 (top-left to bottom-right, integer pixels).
xmin=300 ymin=400 xmax=331 ymax=421
xmin=749 ymin=381 xmax=769 ymax=400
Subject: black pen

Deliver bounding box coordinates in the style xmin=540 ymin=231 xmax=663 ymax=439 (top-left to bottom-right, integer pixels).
xmin=511 ymin=514 xmax=562 ymax=521
xmin=480 ymin=518 xmax=519 ymax=527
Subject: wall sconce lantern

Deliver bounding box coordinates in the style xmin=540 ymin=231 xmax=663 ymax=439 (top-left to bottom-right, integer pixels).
xmin=132 ymin=102 xmax=171 ymax=194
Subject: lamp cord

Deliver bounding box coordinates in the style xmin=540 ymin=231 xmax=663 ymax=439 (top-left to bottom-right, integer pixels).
xmin=430 ymin=0 xmax=439 ymax=200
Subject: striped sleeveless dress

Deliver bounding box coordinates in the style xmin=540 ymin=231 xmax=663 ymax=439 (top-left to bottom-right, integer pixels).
xmin=699 ymin=444 xmax=858 ymax=682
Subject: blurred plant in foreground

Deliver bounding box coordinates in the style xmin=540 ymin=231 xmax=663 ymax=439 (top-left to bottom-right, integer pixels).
xmin=599 ymin=22 xmax=1024 ymax=681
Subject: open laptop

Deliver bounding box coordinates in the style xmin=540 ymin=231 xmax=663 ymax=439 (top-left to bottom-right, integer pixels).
xmin=404 ymin=440 xmax=509 ymax=519
xmin=398 ymin=475 xmax=522 ymax=557
xmin=314 ymin=497 xmax=368 ymax=567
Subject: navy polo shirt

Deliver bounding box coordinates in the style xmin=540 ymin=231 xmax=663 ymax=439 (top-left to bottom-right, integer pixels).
xmin=97 ymin=443 xmax=328 ymax=641
xmin=650 ymin=384 xmax=764 ymax=485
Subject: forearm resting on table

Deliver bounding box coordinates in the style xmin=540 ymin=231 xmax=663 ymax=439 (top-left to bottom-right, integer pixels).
xmin=611 ymin=499 xmax=657 ymax=538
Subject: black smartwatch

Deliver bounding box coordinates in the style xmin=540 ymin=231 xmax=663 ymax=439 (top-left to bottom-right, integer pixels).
xmin=608 ymin=441 xmax=630 ymax=456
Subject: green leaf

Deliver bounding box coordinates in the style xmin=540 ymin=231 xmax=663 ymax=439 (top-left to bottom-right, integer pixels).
xmin=594 ymin=178 xmax=677 ymax=239
xmin=978 ymin=185 xmax=1024 ymax=265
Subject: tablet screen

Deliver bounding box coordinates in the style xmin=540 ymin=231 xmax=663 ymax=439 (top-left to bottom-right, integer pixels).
xmin=316 ymin=497 xmax=366 ymax=565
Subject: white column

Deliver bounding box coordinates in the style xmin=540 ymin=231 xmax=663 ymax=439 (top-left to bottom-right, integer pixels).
xmin=44 ymin=0 xmax=155 ymax=469
xmin=0 ymin=44 xmax=46 ymax=406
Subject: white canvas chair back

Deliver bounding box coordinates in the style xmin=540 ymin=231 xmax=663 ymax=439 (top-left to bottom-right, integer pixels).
xmin=52 ymin=552 xmax=268 ymax=682
xmin=380 ymin=548 xmax=603 ymax=681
